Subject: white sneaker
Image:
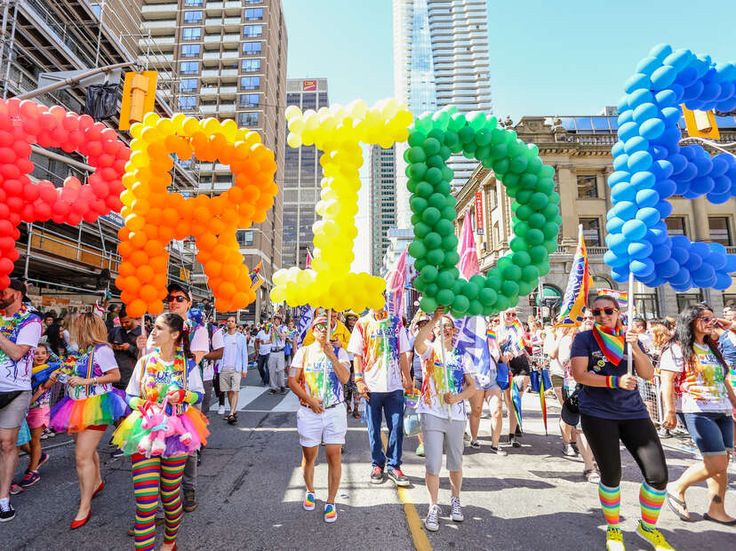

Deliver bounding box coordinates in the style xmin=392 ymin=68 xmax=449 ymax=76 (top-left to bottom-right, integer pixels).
xmin=217 ymin=405 xmax=225 ymax=415
xmin=424 ymin=504 xmax=440 ymax=532
xmin=450 ymin=496 xmax=464 ymax=522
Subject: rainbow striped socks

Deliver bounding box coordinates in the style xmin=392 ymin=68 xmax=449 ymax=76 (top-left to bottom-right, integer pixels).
xmin=599 ymin=483 xmax=621 ymax=527
xmin=639 ymin=482 xmax=666 ymax=528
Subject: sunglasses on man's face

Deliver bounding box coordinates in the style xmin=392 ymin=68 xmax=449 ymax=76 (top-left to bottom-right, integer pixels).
xmin=314 ymin=323 xmax=328 ymax=332
xmin=166 ymin=295 xmax=188 ymax=303
xmin=592 ymin=307 xmax=617 ymax=317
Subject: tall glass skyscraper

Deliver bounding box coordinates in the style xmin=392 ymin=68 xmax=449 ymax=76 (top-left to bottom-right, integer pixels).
xmin=393 ymin=0 xmax=492 ymax=228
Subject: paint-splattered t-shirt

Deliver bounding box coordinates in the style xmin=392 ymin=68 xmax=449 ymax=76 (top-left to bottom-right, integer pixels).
xmin=347 ymin=313 xmax=409 ymax=393
xmin=417 ymin=342 xmax=471 ymax=421
xmin=291 ymin=343 xmax=350 ymax=408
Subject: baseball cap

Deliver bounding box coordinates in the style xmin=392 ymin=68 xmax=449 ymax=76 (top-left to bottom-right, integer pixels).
xmin=166 ymin=283 xmax=192 ymax=301
xmin=8 ymin=278 xmax=27 ymax=295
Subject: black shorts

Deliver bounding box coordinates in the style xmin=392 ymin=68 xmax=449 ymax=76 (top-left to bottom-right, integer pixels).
xmin=509 ymin=355 xmax=530 ymax=376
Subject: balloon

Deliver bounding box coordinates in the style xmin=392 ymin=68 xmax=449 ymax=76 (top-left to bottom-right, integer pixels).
xmin=605 ymin=45 xmax=736 ymax=292
xmin=118 ymin=115 xmax=275 ymax=316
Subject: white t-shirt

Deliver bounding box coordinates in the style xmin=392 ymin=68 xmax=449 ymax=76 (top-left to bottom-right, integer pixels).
xmin=659 ymin=342 xmax=732 ymax=413
xmin=549 ymin=334 xmax=573 ymax=378
xmin=0 ymin=317 xmax=42 ymax=392
xmin=221 ymin=332 xmax=240 ymax=370
xmin=205 ymin=328 xmax=225 ymax=380
xmin=256 ymin=329 xmax=272 ymax=355
xmin=417 ymin=343 xmax=471 ymax=421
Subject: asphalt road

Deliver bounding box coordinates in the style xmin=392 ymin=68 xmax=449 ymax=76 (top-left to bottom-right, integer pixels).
xmin=6 ymin=372 xmax=735 ymax=550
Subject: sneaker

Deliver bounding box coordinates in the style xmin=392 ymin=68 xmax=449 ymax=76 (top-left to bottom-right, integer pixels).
xmin=183 ymin=489 xmax=197 ymax=513
xmin=635 ymin=521 xmax=674 ymax=550
xmin=280 ymin=387 xmax=287 ymax=394
xmin=323 ymin=502 xmax=337 ymax=523
xmin=514 ymin=426 xmax=523 ymax=437
xmin=584 ymin=468 xmax=601 ymax=484
xmin=40 ymin=429 xmax=50 ymax=440
xmin=606 ymin=526 xmax=626 ymax=551
xmin=0 ymin=502 xmax=16 ymax=522
xmin=450 ymin=496 xmax=464 ymax=522
xmin=489 ymin=445 xmax=508 ymax=456
xmin=217 ymin=405 xmax=225 ymax=415
xmin=387 ymin=467 xmax=410 ymax=487
xmin=303 ymin=491 xmax=316 ymax=511
xmin=463 ymin=432 xmax=471 ymax=442
xmin=469 ymin=440 xmax=481 ymax=449
xmin=38 ymin=452 xmax=49 ymax=469
xmin=268 ymin=389 xmax=278 ymax=395
xmin=509 ymin=435 xmax=521 ymax=448
xmin=370 ymin=466 xmax=384 ymax=484
xmin=562 ymin=443 xmax=577 ymax=457
xmin=9 ymin=483 xmax=23 ymax=495
xmin=19 ymin=470 xmax=40 ymax=488
xmin=424 ymin=504 xmax=440 ymax=532
xmin=416 ymin=443 xmax=425 ymax=457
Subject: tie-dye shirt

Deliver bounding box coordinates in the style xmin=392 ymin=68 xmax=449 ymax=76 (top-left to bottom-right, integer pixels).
xmin=291 ymin=343 xmax=350 ymax=408
xmin=347 ymin=313 xmax=410 ymax=393
xmin=659 ymin=342 xmax=731 ymax=413
xmin=417 ymin=342 xmax=471 ymax=421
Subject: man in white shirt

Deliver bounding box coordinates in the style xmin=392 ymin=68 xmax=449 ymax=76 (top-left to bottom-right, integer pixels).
xmin=255 ymin=323 xmax=272 ymax=386
xmin=219 ymin=316 xmax=249 ymax=423
xmin=266 ymin=315 xmax=289 ymax=395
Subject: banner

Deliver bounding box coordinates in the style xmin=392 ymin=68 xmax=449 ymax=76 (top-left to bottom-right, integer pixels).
xmin=597 ymin=288 xmax=629 ymax=309
xmin=386 ymin=247 xmax=408 ymax=317
xmin=474 ymin=192 xmax=484 ymax=235
xmin=556 ymin=225 xmax=593 ymax=327
xmin=295 ymin=305 xmax=314 ymax=346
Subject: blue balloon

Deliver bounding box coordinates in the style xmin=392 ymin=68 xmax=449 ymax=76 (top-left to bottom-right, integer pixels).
xmin=670 ymin=245 xmax=689 ymax=265
xmin=606 ymin=216 xmax=625 ymax=234
xmin=656 ymin=258 xmax=680 ymax=278
xmin=604 ymin=249 xmax=629 ymax=268
xmin=607 ymin=232 xmax=629 ymax=255
xmin=651 ymin=65 xmax=678 ymax=90
xmin=618 ymin=121 xmax=639 ymax=142
xmin=660 ymin=106 xmax=681 ymax=125
xmin=655 ymin=201 xmax=673 ymax=218
xmin=608 ymin=171 xmax=630 ymax=187
xmin=669 ymin=153 xmax=688 ymax=175
xmin=635 ymin=57 xmax=661 ymax=76
xmin=613 ymin=154 xmax=629 ymax=171
xmin=622 ymin=219 xmax=648 ymax=240
xmin=650 ymin=244 xmax=672 ymax=263
xmin=648 ymin=225 xmax=669 ymax=245
xmin=649 ymin=43 xmax=673 ymax=61
xmin=612 ymin=200 xmax=638 ymax=219
xmin=670 ymin=267 xmax=691 ymax=287
xmin=633 ymin=103 xmax=659 ymax=123
xmin=625 ymin=73 xmax=651 ymax=94
xmin=635 ymin=188 xmax=660 ymax=207
xmin=715 ymin=272 xmax=733 ymax=290
xmin=651 ymin=159 xmax=674 ymax=179
xmin=612 ymin=183 xmax=637 ymax=203
xmin=628 ymin=241 xmax=653 ymax=259
xmin=631 ymin=171 xmax=656 ymax=188
xmin=631 ymin=258 xmax=655 ymax=277
xmin=654 ymin=179 xmax=677 ymax=198
xmin=725 ymin=255 xmax=736 ymax=273
xmin=663 ymin=49 xmax=693 ymax=72
xmin=611 ymin=266 xmax=629 ymax=283
xmin=636 ymin=207 xmax=661 ymax=227
xmin=706 ymin=252 xmax=727 ymax=271
xmin=684 ymin=252 xmax=703 ymax=271
xmin=654 ymin=89 xmax=679 ymax=108
xmin=628 ymin=151 xmax=653 ymax=172
xmin=624 ymin=136 xmax=648 ymax=155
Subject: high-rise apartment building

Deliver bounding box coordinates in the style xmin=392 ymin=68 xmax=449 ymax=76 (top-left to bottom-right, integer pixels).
xmin=369 ymin=145 xmax=397 ymax=276
xmin=139 ymin=0 xmax=288 ymax=318
xmin=282 ymin=78 xmax=328 ymax=270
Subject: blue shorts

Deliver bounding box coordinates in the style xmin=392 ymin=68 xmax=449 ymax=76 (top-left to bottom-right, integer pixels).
xmin=678 ymin=412 xmax=734 ymax=456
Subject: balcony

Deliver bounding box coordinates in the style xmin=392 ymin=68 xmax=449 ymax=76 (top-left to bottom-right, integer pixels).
xmin=141 ymin=3 xmax=178 ymax=19
xmin=142 ymin=20 xmax=177 ymax=36
xmin=202 ymin=50 xmax=239 ymax=65
xmin=205 ymin=1 xmax=243 ymax=16
xmin=199 ymin=86 xmax=237 ymax=100
xmin=139 ymin=36 xmax=175 ymax=51
xmin=200 ymin=68 xmax=238 ymax=82
xmin=199 ymin=103 xmax=236 ymax=117
xmin=204 ymin=17 xmax=241 ymax=32
xmin=204 ymin=34 xmax=240 ymax=48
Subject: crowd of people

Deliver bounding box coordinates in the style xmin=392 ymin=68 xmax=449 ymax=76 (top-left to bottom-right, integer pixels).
xmin=1 ymin=277 xmax=735 ymax=550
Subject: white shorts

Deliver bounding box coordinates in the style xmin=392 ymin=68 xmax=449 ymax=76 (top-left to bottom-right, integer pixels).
xmin=219 ymin=370 xmax=242 ymax=392
xmin=297 ymin=403 xmax=347 ymax=448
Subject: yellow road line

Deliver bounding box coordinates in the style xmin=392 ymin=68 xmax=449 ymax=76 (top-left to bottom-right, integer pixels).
xmin=381 ymin=432 xmax=433 ymax=551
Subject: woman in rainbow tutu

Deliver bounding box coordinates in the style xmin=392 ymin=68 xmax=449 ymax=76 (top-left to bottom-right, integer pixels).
xmin=113 ymin=313 xmax=208 ymax=551
xmin=49 ymin=313 xmax=127 ymax=529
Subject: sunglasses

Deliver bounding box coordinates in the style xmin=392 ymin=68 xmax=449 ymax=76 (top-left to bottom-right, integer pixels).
xmin=166 ymin=295 xmax=188 ymax=303
xmin=697 ymin=316 xmax=715 ymax=324
xmin=505 ymin=312 xmax=517 ymax=317
xmin=591 ymin=307 xmax=617 ymax=317
xmin=314 ymin=323 xmax=328 ymax=331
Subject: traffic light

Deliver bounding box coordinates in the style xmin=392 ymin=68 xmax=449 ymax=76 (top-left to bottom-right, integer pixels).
xmin=119 ymin=71 xmax=158 ymax=131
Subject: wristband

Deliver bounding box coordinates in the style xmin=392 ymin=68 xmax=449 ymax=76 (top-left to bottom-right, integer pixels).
xmin=605 ymin=376 xmax=620 ymax=389
xmin=354 ymin=373 xmax=364 ymax=382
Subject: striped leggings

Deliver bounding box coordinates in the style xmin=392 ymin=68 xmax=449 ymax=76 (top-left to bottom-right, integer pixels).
xmin=131 ymin=453 xmax=188 ymax=551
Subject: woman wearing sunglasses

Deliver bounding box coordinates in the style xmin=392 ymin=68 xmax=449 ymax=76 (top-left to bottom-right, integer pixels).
xmin=570 ymin=295 xmax=672 ymax=551
xmin=659 ymin=304 xmax=736 ymax=525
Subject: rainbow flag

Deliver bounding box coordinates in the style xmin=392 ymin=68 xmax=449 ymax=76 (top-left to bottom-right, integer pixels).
xmin=597 ymin=288 xmax=629 ymax=309
xmin=486 ymin=328 xmax=496 ymax=341
xmin=592 ymin=323 xmax=625 ymax=366
xmin=556 ymin=225 xmax=593 ymax=327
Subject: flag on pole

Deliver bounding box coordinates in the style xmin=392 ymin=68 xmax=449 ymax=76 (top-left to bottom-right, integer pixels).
xmin=538 ymin=376 xmax=548 ymax=435
xmin=458 ymin=214 xmax=479 ymax=279
xmin=386 ymin=246 xmax=408 ymax=317
xmin=597 ymin=288 xmax=629 ymax=309
xmin=305 ymin=249 xmax=313 ymax=269
xmin=248 ymin=260 xmax=265 ymax=292
xmin=556 ymin=225 xmax=593 ymax=327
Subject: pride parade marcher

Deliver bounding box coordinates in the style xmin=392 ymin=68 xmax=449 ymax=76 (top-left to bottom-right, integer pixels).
xmin=570 ymin=295 xmax=672 ymax=551
xmin=414 ymin=309 xmax=477 ymax=532
xmin=0 ymin=279 xmax=42 ymax=522
xmin=497 ymin=308 xmax=528 ymax=448
xmin=218 ymin=315 xmax=248 ymax=425
xmin=113 ymin=313 xmax=208 ymax=551
xmin=660 ymin=304 xmax=736 ymax=525
xmin=348 ymin=306 xmax=412 ymax=486
xmin=288 ymin=315 xmax=351 ymax=523
xmin=49 ymin=313 xmax=126 ymax=529
xmin=265 ymin=314 xmax=289 ymax=394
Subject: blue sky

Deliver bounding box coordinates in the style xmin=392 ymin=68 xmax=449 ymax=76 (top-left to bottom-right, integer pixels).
xmin=282 ymin=0 xmax=735 ymax=119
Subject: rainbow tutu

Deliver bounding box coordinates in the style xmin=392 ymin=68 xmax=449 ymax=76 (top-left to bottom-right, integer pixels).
xmin=112 ymin=406 xmax=209 ymax=458
xmin=50 ymin=390 xmax=128 ymax=433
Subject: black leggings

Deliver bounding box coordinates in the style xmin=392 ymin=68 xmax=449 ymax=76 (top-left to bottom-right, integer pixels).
xmin=581 ymin=415 xmax=668 ymax=490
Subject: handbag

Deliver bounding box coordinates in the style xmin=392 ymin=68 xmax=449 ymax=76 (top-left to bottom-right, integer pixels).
xmin=496 ymin=362 xmax=509 ymax=390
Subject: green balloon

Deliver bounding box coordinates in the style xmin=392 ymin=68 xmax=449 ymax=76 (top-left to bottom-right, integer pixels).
xmin=537 ymin=178 xmax=555 ymax=195
xmin=544 ymin=240 xmax=558 ymax=253
xmin=420 ymin=296 xmax=438 ymax=313
xmin=542 ymin=222 xmax=559 ymax=240
xmin=422 ymin=207 xmax=441 ymax=225
xmin=509 ymin=236 xmax=528 ymax=252
xmin=537 ymin=262 xmax=550 ymax=276
xmin=449 ymin=112 xmax=467 ymax=131
xmin=406 ymin=146 xmax=426 ymax=163
xmin=496 ymin=296 xmax=510 ymax=312
xmin=529 ymin=245 xmax=547 ymax=264
xmin=458 ymin=126 xmax=475 ymax=144
xmin=465 ymin=282 xmax=479 ymax=300
xmin=410 ymin=197 xmax=428 ymax=213
xmin=490 ymin=144 xmax=508 ymax=159
xmin=516 ymin=205 xmax=533 ymax=220
xmin=542 ymin=203 xmax=559 ymax=220
xmin=422 ymin=265 xmax=439 ymax=282
xmin=512 ymin=250 xmax=531 ymax=267
xmin=516 ymin=190 xmax=533 ymax=205
xmin=427 ymin=155 xmax=444 ymax=169
xmin=451 ymin=279 xmax=465 ymax=295
xmin=425 ymin=283 xmax=439 ymax=297
xmin=439 ymin=145 xmax=452 ymax=160
xmin=416 ymin=182 xmax=433 ymax=198
xmin=444 ymin=130 xmax=459 ymax=149
xmin=411 ymin=213 xmax=420 ymax=225
xmin=475 ymin=145 xmax=491 ymax=160
xmin=470 ymin=274 xmax=485 ymax=288
xmin=435 ymin=219 xmax=454 ymax=236
xmin=426 ymin=249 xmax=444 ymax=265
xmin=409 ymin=241 xmax=427 ymax=259
xmin=414 ymin=222 xmax=431 ymax=239
xmin=481 ymin=157 xmax=494 ymax=169
xmin=452 ymin=295 xmax=470 ymax=313
xmin=428 ymin=193 xmax=446 ymax=209
xmin=408 ymin=132 xmax=426 ymax=147
xmin=468 ymin=300 xmax=483 ymax=316
xmin=549 ymin=192 xmax=561 ymax=206
xmin=503 ymin=264 xmax=522 ymax=282
xmin=501 ymin=280 xmax=519 ymax=298
xmin=527 ymin=213 xmax=546 ymax=229
xmin=437 ymin=289 xmax=454 ymax=306
xmin=441 ymin=166 xmax=454 ymax=182
xmin=503 ymin=172 xmax=521 ymax=189
xmin=515 ymin=223 xmax=529 ymax=238
xmin=424 ymin=232 xmax=442 ymax=249
xmin=475 ymin=128 xmax=492 ymax=146
xmin=437 ymin=270 xmax=455 ymax=289
xmin=407 ymin=180 xmax=417 ymax=193
xmin=436 ymin=181 xmax=451 ymax=196
xmin=443 ymin=250 xmax=460 ymax=267
xmin=462 ymin=142 xmax=477 ymax=156
xmin=520 ymin=173 xmax=538 ymax=187
xmin=509 ymin=155 xmax=528 ymax=174
xmin=413 ymin=275 xmax=427 ymax=291
xmin=529 ymin=192 xmax=549 ymax=210
xmin=440 ymin=205 xmax=456 ymax=221
xmin=414 ymin=258 xmax=427 ymax=272
xmin=485 ymin=276 xmax=502 ymax=291
xmin=428 ymin=128 xmax=444 ymax=141
xmin=522 ymin=265 xmax=539 ymax=282
xmin=526 ymin=228 xmax=545 ymax=246
xmin=526 ymin=156 xmax=543 ymax=174
xmin=479 ymin=287 xmax=497 ymax=306
xmin=517 ymin=280 xmax=533 ymax=296
xmin=423 ymin=138 xmax=441 ymax=156
xmin=425 ymin=167 xmax=442 ymax=185
xmin=407 ymin=163 xmax=427 ymax=180
xmin=490 ymin=128 xmax=508 ymax=145
xmin=442 ymin=234 xmax=458 ymax=250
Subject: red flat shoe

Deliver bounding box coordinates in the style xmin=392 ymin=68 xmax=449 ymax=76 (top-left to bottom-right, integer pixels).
xmin=70 ymin=511 xmax=91 ymax=529
xmin=92 ymin=480 xmax=105 ymax=499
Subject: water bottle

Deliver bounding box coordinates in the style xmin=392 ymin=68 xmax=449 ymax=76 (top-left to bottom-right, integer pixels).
xmin=358 ymin=397 xmax=367 ymax=425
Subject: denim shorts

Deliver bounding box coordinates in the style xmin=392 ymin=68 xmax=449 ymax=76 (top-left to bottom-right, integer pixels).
xmin=678 ymin=412 xmax=734 ymax=456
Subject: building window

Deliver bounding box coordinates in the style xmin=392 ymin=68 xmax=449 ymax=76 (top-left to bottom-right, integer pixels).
xmin=242 ymin=25 xmax=263 ymax=38
xmin=184 ymin=0 xmax=202 ymax=6
xmin=579 ymin=218 xmax=601 ymax=246
xmin=238 ymin=112 xmax=260 ymax=127
xmin=666 ymin=216 xmax=687 ymax=237
xmin=239 ymin=76 xmax=260 ymax=90
xmin=241 ymin=59 xmax=261 ymax=73
xmin=238 ymin=93 xmax=260 ymax=108
xmin=577 ymin=174 xmax=598 ymax=198
xmin=302 ymin=94 xmax=317 ymax=110
xmin=183 ymin=10 xmax=202 ymax=23
xmin=180 ymin=44 xmax=200 ymax=58
xmin=179 ymin=61 xmax=199 ymax=75
xmin=180 ymin=78 xmax=198 ymax=93
xmin=245 ymin=0 xmax=262 ymax=4
xmin=319 ymin=92 xmax=328 ymax=107
xmin=633 ymin=293 xmax=659 ymax=319
xmin=242 ymin=41 xmax=262 ymax=56
xmin=182 ymin=27 xmax=201 ymax=41
xmin=244 ymin=8 xmax=264 ymax=20
xmin=179 ymin=96 xmax=197 ymax=111
xmin=676 ymin=291 xmax=705 ymax=312
xmin=709 ymin=217 xmax=732 ymax=246
xmin=237 ymin=230 xmax=254 ymax=246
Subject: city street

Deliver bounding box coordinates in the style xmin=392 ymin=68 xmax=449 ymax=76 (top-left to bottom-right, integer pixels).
xmin=8 ymin=372 xmax=735 ymax=551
